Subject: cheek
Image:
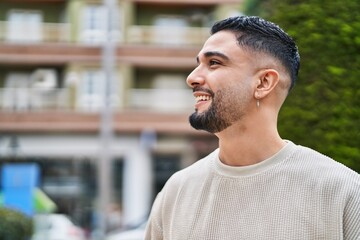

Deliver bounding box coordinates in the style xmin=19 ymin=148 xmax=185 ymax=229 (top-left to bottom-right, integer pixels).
xmin=207 ymin=72 xmax=232 ymax=91
xmin=208 ymin=70 xmax=254 ymax=96
xmin=226 ymin=81 xmax=253 ymax=104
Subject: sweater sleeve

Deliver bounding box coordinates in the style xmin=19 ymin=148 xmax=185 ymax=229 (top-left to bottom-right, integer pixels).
xmin=145 ymin=191 xmax=164 ymax=240
xmin=343 ymin=180 xmax=360 ymax=240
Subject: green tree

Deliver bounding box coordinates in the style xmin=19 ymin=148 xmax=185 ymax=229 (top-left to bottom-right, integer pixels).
xmin=244 ymin=0 xmax=360 ymax=173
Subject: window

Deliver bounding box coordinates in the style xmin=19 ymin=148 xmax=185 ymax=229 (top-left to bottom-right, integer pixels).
xmin=77 ymin=70 xmax=119 ymax=111
xmin=80 ymin=5 xmax=121 ymax=44
xmin=77 ymin=70 xmax=105 ymax=111
xmin=2 ymin=73 xmax=31 ymax=110
xmin=6 ymin=10 xmax=43 ymax=42
xmin=153 ymin=15 xmax=187 ymax=45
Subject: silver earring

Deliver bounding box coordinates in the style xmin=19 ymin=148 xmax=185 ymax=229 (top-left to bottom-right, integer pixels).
xmin=256 ymin=99 xmax=260 ymax=108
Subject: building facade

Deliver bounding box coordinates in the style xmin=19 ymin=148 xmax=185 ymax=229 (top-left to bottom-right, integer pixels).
xmin=0 ymin=0 xmax=243 ymax=233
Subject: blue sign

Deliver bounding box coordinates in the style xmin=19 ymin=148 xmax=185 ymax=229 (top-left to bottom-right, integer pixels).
xmin=1 ymin=163 xmax=40 ymax=216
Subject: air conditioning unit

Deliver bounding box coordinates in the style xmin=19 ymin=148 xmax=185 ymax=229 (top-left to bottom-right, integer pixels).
xmin=30 ymin=69 xmax=58 ymax=109
xmin=30 ymin=69 xmax=57 ymax=89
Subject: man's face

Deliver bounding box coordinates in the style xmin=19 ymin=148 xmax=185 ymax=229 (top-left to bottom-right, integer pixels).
xmin=186 ymin=31 xmax=257 ymax=133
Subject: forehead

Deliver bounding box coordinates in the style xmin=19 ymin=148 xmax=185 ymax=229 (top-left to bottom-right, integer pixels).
xmin=199 ymin=31 xmax=250 ymax=61
xmin=204 ymin=30 xmax=237 ymax=46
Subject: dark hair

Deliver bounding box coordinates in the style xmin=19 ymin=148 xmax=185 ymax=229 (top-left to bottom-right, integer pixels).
xmin=211 ymin=16 xmax=300 ymax=91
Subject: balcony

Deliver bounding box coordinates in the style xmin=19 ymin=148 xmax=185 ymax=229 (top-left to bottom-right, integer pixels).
xmin=0 ymin=87 xmax=200 ymax=134
xmin=132 ymin=0 xmax=242 ymax=4
xmin=128 ymin=88 xmax=193 ymax=112
xmin=0 ymin=21 xmax=70 ymax=44
xmin=0 ymin=21 xmax=202 ymax=67
xmin=0 ymin=88 xmax=70 ymax=112
xmin=0 ymin=88 xmax=193 ymax=113
xmin=0 ymin=20 xmax=209 ymax=47
xmin=127 ymin=25 xmax=209 ymax=46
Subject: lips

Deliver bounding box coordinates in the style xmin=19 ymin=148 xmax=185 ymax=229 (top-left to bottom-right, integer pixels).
xmin=195 ymin=94 xmax=211 ymax=103
xmin=192 ymin=87 xmax=213 ymax=109
xmin=193 ymin=91 xmax=212 ymax=110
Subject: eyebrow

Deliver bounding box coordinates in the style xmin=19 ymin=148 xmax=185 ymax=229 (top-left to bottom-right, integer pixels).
xmin=196 ymin=51 xmax=230 ymax=64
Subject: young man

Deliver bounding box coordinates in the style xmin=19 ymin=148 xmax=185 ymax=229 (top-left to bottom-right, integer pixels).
xmin=145 ymin=16 xmax=360 ymax=239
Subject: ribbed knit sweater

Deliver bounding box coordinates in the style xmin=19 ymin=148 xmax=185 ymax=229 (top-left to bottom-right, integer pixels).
xmin=145 ymin=141 xmax=360 ymax=240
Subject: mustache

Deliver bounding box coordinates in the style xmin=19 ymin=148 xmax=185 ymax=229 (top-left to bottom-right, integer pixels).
xmin=192 ymin=86 xmax=215 ymax=98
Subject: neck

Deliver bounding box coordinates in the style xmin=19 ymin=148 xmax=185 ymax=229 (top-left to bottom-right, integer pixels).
xmin=215 ymin=116 xmax=285 ymax=167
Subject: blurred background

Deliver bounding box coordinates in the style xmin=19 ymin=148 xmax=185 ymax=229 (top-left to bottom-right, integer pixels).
xmin=0 ymin=0 xmax=358 ymax=239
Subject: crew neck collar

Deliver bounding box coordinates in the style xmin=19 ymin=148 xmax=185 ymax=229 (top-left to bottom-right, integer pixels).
xmin=212 ymin=140 xmax=296 ymax=178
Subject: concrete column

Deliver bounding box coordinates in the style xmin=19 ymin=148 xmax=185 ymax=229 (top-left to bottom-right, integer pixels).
xmin=122 ymin=145 xmax=153 ymax=226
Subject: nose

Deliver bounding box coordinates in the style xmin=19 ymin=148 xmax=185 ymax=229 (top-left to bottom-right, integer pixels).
xmin=186 ymin=67 xmax=205 ymax=88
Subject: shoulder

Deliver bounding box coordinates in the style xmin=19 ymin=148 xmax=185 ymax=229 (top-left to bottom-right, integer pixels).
xmin=292 ymin=144 xmax=360 ymax=190
xmin=161 ymin=148 xmax=218 ymax=194
xmin=168 ymin=149 xmax=218 ymax=182
xmin=294 ymin=145 xmax=358 ymax=174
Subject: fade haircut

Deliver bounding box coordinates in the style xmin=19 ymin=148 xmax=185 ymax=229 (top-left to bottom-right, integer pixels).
xmin=211 ymin=16 xmax=300 ymax=91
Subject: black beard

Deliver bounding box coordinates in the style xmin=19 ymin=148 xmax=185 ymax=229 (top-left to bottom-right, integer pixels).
xmin=189 ymin=91 xmax=232 ymax=133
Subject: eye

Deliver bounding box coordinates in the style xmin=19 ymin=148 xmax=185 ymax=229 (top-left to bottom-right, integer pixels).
xmin=209 ymin=60 xmax=221 ymax=66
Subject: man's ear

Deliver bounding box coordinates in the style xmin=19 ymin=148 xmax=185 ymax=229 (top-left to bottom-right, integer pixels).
xmin=254 ymin=69 xmax=280 ymax=99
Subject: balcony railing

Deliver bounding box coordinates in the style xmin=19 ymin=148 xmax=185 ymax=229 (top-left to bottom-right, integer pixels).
xmin=0 ymin=21 xmax=70 ymax=43
xmin=0 ymin=88 xmax=71 ymax=111
xmin=127 ymin=25 xmax=210 ymax=46
xmin=0 ymin=21 xmax=209 ymax=46
xmin=0 ymin=88 xmax=194 ymax=112
xmin=128 ymin=88 xmax=194 ymax=112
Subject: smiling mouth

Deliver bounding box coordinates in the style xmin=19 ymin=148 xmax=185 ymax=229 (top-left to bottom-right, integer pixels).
xmin=196 ymin=95 xmax=212 ymax=103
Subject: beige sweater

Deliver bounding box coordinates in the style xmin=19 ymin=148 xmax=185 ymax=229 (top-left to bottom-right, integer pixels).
xmin=145 ymin=141 xmax=360 ymax=240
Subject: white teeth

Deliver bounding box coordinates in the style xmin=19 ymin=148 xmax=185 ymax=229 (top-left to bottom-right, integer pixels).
xmin=196 ymin=95 xmax=211 ymax=102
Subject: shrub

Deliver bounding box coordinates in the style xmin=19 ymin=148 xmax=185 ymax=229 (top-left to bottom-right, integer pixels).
xmin=0 ymin=207 xmax=33 ymax=240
